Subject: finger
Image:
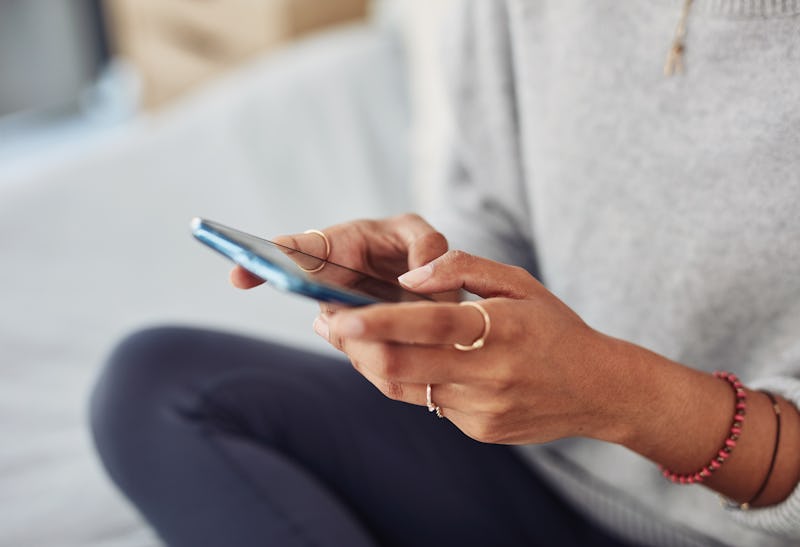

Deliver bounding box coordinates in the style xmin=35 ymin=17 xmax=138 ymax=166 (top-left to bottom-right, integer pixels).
xmin=273 ymin=230 xmax=368 ymax=290
xmin=349 ymin=340 xmax=487 ymax=385
xmin=348 ymin=354 xmax=466 ymax=413
xmin=386 ymin=214 xmax=458 ymax=301
xmin=272 ymin=232 xmax=328 ymax=260
xmin=384 ymin=213 xmax=449 ymax=269
xmin=318 ymin=302 xmax=347 ymax=316
xmin=398 ymin=250 xmax=539 ymax=299
xmin=272 ymin=232 xmax=329 ymax=273
xmin=275 ymin=222 xmax=372 ymax=267
xmin=316 ymin=314 xmax=486 ymax=384
xmin=349 ymin=362 xmax=508 ymax=436
xmin=421 ymin=382 xmax=466 ymax=414
xmin=278 ymin=215 xmax=447 ymax=280
xmin=329 ymin=301 xmax=499 ymax=349
xmin=229 ymin=265 xmax=265 ymax=289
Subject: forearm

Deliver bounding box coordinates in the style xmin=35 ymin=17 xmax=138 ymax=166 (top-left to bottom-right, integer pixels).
xmin=593 ymin=333 xmax=800 ymax=508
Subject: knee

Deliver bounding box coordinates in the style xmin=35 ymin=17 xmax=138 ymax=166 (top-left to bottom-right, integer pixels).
xmin=89 ymin=326 xmax=199 ymax=481
xmin=91 ymin=326 xmax=195 ymax=420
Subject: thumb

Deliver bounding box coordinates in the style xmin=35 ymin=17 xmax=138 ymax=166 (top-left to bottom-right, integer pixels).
xmin=397 ymin=250 xmax=538 ymax=299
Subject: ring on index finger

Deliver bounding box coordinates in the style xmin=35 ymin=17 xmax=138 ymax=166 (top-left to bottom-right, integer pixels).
xmin=453 ymin=301 xmax=491 ymax=351
xmin=298 ymin=229 xmax=331 ymax=273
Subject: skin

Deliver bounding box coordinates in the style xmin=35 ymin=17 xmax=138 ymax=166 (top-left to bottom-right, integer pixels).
xmin=231 ymin=214 xmax=800 ymax=508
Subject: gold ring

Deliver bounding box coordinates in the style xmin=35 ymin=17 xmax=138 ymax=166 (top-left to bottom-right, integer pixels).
xmin=454 ymin=301 xmax=491 ymax=351
xmin=298 ymin=229 xmax=330 ymax=273
xmin=426 ymin=383 xmax=444 ymax=418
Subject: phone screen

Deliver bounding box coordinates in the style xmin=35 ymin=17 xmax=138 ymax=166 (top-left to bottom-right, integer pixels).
xmin=192 ymin=218 xmax=430 ymax=306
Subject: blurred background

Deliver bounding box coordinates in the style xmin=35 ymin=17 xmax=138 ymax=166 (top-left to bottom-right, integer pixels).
xmin=0 ymin=1 xmax=454 ymax=545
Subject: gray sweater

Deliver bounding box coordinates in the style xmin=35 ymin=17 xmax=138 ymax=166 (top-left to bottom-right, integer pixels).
xmin=429 ymin=1 xmax=800 ymax=545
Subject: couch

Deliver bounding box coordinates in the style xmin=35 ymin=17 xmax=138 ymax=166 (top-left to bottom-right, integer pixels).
xmin=0 ymin=15 xmax=409 ymax=546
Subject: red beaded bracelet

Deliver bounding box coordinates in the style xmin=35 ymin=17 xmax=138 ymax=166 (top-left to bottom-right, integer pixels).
xmin=660 ymin=371 xmax=746 ymax=484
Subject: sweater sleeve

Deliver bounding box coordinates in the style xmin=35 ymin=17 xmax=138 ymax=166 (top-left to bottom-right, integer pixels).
xmin=724 ymin=375 xmax=800 ymax=539
xmin=424 ymin=0 xmax=538 ymax=275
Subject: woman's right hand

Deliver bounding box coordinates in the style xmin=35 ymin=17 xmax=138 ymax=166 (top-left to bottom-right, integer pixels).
xmin=229 ymin=213 xmax=451 ymax=305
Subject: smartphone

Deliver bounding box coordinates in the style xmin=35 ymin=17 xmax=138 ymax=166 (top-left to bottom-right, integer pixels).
xmin=191 ymin=218 xmax=429 ymax=306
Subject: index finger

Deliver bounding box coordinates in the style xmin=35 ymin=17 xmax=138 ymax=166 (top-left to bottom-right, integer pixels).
xmin=328 ymin=300 xmax=496 ymax=348
xmin=383 ymin=213 xmax=448 ymax=269
xmin=228 ymin=231 xmax=328 ymax=290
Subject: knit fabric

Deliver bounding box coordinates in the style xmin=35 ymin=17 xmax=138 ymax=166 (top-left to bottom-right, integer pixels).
xmin=428 ymin=1 xmax=800 ymax=545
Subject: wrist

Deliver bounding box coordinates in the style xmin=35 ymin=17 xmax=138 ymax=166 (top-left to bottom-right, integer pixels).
xmin=575 ymin=333 xmax=800 ymax=506
xmin=566 ymin=329 xmax=663 ymax=446
xmin=584 ymin=334 xmax=732 ymax=457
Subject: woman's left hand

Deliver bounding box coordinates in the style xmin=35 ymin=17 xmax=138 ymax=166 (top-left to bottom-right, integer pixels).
xmin=313 ymin=250 xmax=632 ymax=445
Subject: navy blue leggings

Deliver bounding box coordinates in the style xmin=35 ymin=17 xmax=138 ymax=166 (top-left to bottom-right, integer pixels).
xmin=90 ymin=327 xmax=626 ymax=547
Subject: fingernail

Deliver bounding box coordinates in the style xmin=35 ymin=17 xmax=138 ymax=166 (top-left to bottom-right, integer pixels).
xmin=338 ymin=315 xmax=364 ymax=337
xmin=313 ymin=316 xmax=329 ymax=339
xmin=398 ymin=264 xmax=433 ymax=288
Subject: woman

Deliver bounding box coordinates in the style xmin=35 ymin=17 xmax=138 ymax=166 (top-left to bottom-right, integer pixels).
xmin=91 ymin=2 xmax=800 ymax=545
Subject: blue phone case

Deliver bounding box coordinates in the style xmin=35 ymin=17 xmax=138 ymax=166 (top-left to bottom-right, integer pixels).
xmin=192 ymin=218 xmax=389 ymax=306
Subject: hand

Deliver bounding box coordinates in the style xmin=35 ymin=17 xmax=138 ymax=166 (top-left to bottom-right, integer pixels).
xmin=229 ymin=214 xmax=452 ymax=304
xmin=313 ymin=250 xmax=631 ymax=445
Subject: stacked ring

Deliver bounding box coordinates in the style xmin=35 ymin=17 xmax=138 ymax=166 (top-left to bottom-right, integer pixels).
xmin=426 ymin=383 xmax=444 ymax=418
